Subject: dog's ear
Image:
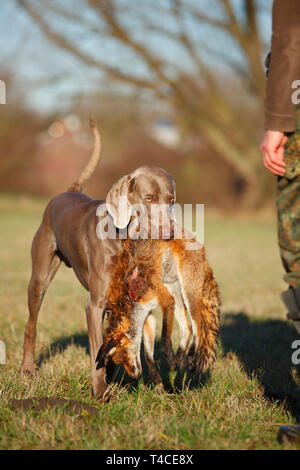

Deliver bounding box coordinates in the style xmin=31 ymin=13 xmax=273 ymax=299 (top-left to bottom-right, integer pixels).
xmin=128 ymin=266 xmax=147 ymax=301
xmin=106 ymin=175 xmax=135 ymax=229
xmin=96 ymin=339 xmax=117 ymax=364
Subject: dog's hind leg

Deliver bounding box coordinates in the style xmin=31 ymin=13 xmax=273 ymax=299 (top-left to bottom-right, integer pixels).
xmin=20 ymin=225 xmax=61 ymax=375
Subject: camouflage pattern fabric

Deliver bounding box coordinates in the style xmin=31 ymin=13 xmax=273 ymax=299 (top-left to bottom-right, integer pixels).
xmin=277 ymin=106 xmax=300 ymax=287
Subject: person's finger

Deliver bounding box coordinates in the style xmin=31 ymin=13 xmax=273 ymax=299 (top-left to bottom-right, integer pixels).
xmin=260 ymin=130 xmax=288 ymax=176
xmin=262 ymin=142 xmax=286 ymax=169
xmin=268 ymin=165 xmax=285 ymax=176
xmin=269 ymin=157 xmax=286 ymax=171
xmin=271 ymin=144 xmax=286 ymax=166
xmin=263 ymin=152 xmax=286 ymax=175
xmin=265 ymin=161 xmax=285 ymax=176
xmin=265 ymin=154 xmax=286 ymax=174
xmin=260 ymin=139 xmax=285 ymax=174
xmin=265 ymin=161 xmax=285 ymax=175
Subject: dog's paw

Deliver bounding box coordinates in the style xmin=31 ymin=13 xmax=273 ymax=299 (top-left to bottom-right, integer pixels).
xmin=95 ymin=388 xmax=114 ymax=404
xmin=19 ymin=364 xmax=39 ymax=377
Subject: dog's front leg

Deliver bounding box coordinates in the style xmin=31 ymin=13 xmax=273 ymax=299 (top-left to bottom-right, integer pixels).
xmin=85 ymin=294 xmax=107 ymax=399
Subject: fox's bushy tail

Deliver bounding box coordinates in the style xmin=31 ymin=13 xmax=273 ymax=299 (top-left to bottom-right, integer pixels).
xmin=192 ymin=269 xmax=220 ymax=375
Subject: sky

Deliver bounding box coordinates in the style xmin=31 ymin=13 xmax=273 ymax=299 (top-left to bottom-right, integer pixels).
xmin=0 ymin=0 xmax=273 ymax=115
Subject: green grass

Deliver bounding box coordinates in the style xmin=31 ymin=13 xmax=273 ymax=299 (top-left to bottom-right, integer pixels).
xmin=0 ymin=194 xmax=300 ymax=449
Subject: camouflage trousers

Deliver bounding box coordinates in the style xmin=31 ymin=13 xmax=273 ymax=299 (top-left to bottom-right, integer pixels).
xmin=277 ymin=106 xmax=300 ymax=287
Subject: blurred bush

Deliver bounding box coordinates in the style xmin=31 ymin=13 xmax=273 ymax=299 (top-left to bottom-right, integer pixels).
xmin=0 ymin=85 xmax=254 ymax=210
xmin=0 ymin=1 xmax=277 ymax=210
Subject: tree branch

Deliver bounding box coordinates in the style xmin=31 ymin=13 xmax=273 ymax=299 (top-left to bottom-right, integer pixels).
xmin=17 ymin=0 xmax=162 ymax=95
xmin=87 ymin=0 xmax=177 ymax=91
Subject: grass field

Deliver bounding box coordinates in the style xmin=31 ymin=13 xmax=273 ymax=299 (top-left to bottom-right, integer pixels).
xmin=1 ymin=194 xmax=300 ymax=450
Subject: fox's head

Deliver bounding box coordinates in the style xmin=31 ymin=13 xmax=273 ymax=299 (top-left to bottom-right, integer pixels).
xmin=96 ymin=264 xmax=153 ymax=378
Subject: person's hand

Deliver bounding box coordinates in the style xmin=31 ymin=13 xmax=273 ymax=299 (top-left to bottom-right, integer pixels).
xmin=260 ymin=130 xmax=288 ymax=176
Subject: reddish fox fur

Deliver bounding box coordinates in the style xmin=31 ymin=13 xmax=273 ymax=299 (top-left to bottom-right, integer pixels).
xmin=97 ymin=230 xmax=221 ymax=383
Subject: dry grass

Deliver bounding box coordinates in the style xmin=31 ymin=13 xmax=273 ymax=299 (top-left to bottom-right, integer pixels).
xmin=0 ymin=194 xmax=300 ymax=450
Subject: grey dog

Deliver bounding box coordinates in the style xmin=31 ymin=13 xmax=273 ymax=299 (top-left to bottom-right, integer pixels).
xmin=20 ymin=120 xmax=176 ymax=399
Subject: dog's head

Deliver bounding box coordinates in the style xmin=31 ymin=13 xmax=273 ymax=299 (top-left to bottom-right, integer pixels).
xmin=105 ymin=165 xmax=176 ymax=238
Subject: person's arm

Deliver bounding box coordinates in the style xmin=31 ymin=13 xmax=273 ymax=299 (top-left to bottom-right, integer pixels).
xmin=265 ymin=0 xmax=300 ymax=132
xmin=261 ymin=0 xmax=300 ymax=176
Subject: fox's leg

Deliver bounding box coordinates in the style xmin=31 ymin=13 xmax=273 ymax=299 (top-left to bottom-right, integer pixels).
xmin=157 ymin=287 xmax=178 ymax=369
xmin=143 ymin=313 xmax=162 ymax=385
xmin=161 ymin=281 xmax=191 ymax=369
xmin=167 ymin=282 xmax=192 ymax=369
xmin=161 ymin=304 xmax=177 ymax=370
xmin=174 ymin=305 xmax=192 ymax=369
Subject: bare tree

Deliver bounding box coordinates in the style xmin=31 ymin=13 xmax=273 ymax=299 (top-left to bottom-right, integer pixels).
xmin=17 ymin=0 xmax=270 ymax=203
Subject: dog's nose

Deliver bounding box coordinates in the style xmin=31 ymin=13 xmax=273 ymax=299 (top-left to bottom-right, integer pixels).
xmin=169 ymin=220 xmax=175 ymax=238
xmin=160 ymin=219 xmax=175 ymax=239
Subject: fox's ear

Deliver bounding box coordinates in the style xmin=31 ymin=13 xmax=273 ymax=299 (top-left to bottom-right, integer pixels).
xmin=128 ymin=266 xmax=146 ymax=301
xmin=96 ymin=339 xmax=117 ymax=365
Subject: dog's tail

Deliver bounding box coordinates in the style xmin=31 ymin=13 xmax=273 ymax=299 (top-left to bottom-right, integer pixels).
xmin=67 ymin=119 xmax=102 ymax=192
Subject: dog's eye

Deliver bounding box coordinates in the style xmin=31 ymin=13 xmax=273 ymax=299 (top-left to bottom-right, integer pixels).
xmin=145 ymin=195 xmax=153 ymax=202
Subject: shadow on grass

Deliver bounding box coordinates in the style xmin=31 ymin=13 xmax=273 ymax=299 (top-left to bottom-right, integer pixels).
xmin=38 ymin=334 xmax=209 ymax=394
xmin=221 ymin=312 xmax=300 ymax=420
xmin=37 ymin=333 xmax=89 ymax=367
xmin=38 ymin=313 xmax=300 ymax=416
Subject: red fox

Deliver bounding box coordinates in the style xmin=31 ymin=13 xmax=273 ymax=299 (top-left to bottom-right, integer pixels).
xmin=97 ymin=230 xmax=221 ymax=384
